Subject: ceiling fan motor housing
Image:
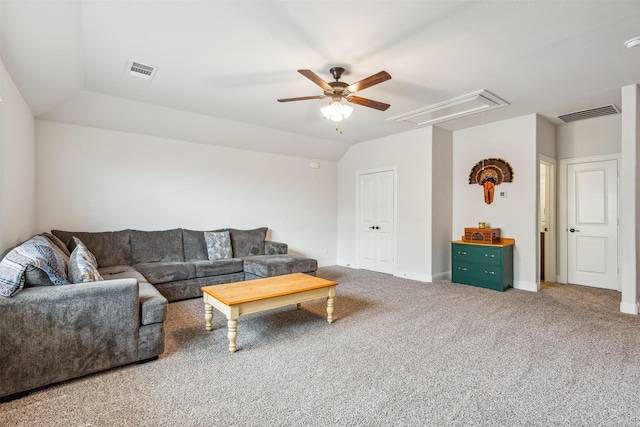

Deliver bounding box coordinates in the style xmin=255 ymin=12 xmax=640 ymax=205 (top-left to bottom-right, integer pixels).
xmin=329 ymin=67 xmax=346 ymax=81
xmin=325 ymin=81 xmax=349 ymax=98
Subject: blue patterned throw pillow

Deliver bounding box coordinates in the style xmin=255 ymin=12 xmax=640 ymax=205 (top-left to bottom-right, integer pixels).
xmin=0 ymin=235 xmax=70 ymax=297
xmin=68 ymin=237 xmax=104 ymax=283
xmin=204 ymin=231 xmax=232 ymax=261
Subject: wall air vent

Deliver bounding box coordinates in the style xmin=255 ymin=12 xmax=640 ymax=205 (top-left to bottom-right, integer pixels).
xmin=386 ymin=90 xmax=508 ymax=127
xmin=127 ymin=60 xmax=158 ymax=81
xmin=557 ymin=104 xmax=620 ymax=123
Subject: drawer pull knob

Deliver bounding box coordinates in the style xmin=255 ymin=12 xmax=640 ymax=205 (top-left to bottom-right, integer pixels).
xmin=484 ymin=254 xmax=495 ymax=258
xmin=458 ymin=267 xmax=467 ymax=271
xmin=458 ymin=251 xmax=467 ymax=255
xmin=484 ymin=271 xmax=495 ymax=275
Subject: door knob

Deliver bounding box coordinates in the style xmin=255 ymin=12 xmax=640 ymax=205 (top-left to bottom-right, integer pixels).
xmin=369 ymin=226 xmax=375 ymax=229
xmin=375 ymin=226 xmax=380 ymax=230
xmin=569 ymin=228 xmax=580 ymax=232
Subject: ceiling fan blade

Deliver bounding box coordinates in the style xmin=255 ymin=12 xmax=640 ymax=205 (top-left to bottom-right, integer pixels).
xmin=277 ymin=95 xmax=326 ymax=102
xmin=347 ymin=96 xmax=390 ymax=111
xmin=298 ymin=69 xmax=333 ymax=91
xmin=346 ymin=71 xmax=391 ymax=93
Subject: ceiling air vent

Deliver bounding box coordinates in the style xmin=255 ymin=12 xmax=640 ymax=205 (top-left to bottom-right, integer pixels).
xmin=127 ymin=60 xmax=158 ymax=81
xmin=557 ymin=104 xmax=620 ymax=123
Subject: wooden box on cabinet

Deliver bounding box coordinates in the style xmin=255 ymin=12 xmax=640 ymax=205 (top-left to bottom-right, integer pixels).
xmin=463 ymin=228 xmax=501 ymax=244
xmin=451 ymin=238 xmax=514 ymax=292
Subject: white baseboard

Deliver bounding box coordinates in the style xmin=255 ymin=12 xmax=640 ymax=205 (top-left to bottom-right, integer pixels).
xmin=431 ymin=271 xmax=450 ymax=282
xmin=317 ymin=259 xmax=338 ymax=268
xmin=620 ymin=301 xmax=639 ymax=315
xmin=336 ymin=259 xmax=357 ymax=268
xmin=394 ymin=271 xmax=431 ymax=282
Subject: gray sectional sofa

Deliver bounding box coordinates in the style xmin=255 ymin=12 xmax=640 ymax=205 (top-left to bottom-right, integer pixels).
xmin=0 ymin=227 xmax=316 ymax=400
xmin=50 ymin=227 xmax=317 ymax=301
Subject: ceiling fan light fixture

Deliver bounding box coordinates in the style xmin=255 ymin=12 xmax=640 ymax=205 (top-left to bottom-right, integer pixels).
xmin=321 ymin=101 xmax=353 ymax=122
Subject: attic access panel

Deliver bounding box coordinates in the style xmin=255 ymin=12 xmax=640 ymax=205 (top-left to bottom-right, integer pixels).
xmin=387 ymin=90 xmax=508 ymax=127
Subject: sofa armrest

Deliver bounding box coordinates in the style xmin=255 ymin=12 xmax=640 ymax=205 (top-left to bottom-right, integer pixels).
xmin=0 ymin=279 xmax=139 ymax=398
xmin=264 ymin=241 xmax=288 ymax=255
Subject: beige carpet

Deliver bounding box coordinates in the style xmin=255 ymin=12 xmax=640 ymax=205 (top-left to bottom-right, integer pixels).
xmin=2 ymin=266 xmax=640 ymax=426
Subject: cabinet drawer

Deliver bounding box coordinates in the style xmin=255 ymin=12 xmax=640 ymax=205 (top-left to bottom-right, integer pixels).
xmin=452 ymin=262 xmax=503 ymax=284
xmin=452 ymin=244 xmax=502 ymax=265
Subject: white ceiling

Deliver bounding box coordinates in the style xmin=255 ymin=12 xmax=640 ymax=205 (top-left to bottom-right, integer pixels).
xmin=3 ymin=1 xmax=640 ymax=161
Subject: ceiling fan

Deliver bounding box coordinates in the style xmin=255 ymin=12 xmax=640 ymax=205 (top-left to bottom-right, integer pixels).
xmin=277 ymin=67 xmax=392 ymax=113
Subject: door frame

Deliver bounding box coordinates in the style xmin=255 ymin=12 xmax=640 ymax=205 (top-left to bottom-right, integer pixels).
xmin=538 ymin=155 xmax=557 ymax=287
xmin=355 ymin=166 xmax=398 ymax=274
xmin=558 ymin=153 xmax=621 ymax=287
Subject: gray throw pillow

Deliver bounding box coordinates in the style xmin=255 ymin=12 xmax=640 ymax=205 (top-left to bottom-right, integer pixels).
xmin=227 ymin=227 xmax=267 ymax=257
xmin=204 ymin=231 xmax=232 ymax=261
xmin=69 ymin=237 xmax=104 ymax=284
xmin=41 ymin=232 xmax=71 ymax=258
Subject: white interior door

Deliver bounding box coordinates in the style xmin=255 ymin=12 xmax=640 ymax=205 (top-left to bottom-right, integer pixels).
xmin=358 ymin=170 xmax=395 ymax=274
xmin=567 ymin=159 xmax=618 ymax=290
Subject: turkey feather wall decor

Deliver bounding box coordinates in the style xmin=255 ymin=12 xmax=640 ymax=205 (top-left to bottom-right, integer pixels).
xmin=468 ymin=158 xmax=514 ymax=204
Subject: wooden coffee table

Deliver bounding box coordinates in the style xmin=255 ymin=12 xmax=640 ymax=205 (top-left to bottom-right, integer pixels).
xmin=201 ymin=273 xmax=337 ymax=353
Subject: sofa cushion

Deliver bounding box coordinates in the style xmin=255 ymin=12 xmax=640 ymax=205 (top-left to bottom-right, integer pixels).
xmin=228 ymin=227 xmax=267 ymax=257
xmin=242 ymin=255 xmax=318 ymax=278
xmin=264 ymin=241 xmax=288 ymax=255
xmin=99 ymin=265 xmax=149 ymax=283
xmin=52 ymin=230 xmax=131 ymax=267
xmin=182 ymin=229 xmax=208 ymax=261
xmin=204 ymin=231 xmax=232 ymax=261
xmin=193 ymin=259 xmax=244 ymax=278
xmin=68 ymin=237 xmax=104 ymax=283
xmin=131 ymin=229 xmax=184 ymax=264
xmin=134 ymin=262 xmax=196 ymax=285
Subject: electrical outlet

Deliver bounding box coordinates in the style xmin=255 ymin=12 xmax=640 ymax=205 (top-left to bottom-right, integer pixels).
xmin=499 ymin=190 xmax=507 ymax=198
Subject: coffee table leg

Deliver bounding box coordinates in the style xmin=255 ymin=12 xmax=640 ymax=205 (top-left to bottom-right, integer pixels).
xmin=326 ymin=286 xmax=336 ymax=324
xmin=227 ymin=318 xmax=238 ymax=353
xmin=204 ymin=302 xmax=213 ymax=332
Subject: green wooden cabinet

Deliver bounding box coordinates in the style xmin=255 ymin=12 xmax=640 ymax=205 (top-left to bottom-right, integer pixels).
xmin=451 ymin=240 xmax=514 ymax=292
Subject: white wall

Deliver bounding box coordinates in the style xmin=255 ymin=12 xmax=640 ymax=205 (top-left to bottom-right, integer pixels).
xmin=431 ymin=126 xmax=453 ymax=280
xmin=337 ymin=127 xmax=435 ymax=281
xmin=620 ymin=84 xmax=639 ymax=315
xmin=453 ymin=115 xmax=538 ymax=291
xmin=536 ymin=116 xmax=556 ymax=160
xmin=0 ymin=59 xmax=36 ymax=250
xmin=556 ymin=114 xmax=621 ymax=159
xmin=35 ymin=120 xmax=337 ymax=265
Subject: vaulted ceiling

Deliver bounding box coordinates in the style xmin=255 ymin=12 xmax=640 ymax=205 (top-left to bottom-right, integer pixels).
xmin=3 ymin=1 xmax=640 ymax=161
